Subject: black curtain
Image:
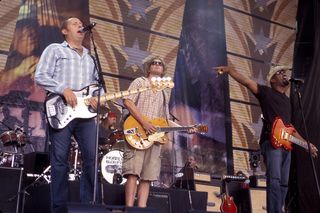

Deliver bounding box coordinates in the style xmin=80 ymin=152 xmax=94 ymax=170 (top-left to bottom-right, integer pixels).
xmin=289 ymin=0 xmax=320 ymax=212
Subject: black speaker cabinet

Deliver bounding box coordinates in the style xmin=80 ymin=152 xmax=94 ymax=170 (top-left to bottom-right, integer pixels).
xmin=23 ymin=152 xmax=49 ymax=174
xmin=147 ymin=190 xmax=171 ymax=213
xmin=0 ymin=167 xmax=23 ymax=213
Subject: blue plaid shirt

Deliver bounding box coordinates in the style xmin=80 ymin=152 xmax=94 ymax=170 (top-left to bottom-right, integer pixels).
xmin=35 ymin=41 xmax=99 ymax=94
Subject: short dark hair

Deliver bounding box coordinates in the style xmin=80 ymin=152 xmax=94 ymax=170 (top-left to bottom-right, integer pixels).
xmin=60 ymin=17 xmax=84 ymax=37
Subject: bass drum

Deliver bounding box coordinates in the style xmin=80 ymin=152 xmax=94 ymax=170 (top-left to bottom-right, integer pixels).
xmin=101 ymin=150 xmax=126 ymax=185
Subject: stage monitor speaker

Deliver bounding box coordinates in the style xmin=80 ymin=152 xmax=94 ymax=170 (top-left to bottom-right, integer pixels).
xmin=195 ymin=183 xmax=221 ymax=212
xmin=147 ymin=190 xmax=171 ymax=213
xmin=249 ymin=188 xmax=266 ymax=213
xmin=0 ymin=167 xmax=23 ymax=213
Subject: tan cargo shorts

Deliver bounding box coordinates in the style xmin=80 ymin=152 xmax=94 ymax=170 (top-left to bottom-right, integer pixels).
xmin=122 ymin=142 xmax=161 ymax=181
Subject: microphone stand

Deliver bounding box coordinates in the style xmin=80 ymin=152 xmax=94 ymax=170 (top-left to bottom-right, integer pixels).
xmin=169 ymin=113 xmax=179 ymax=187
xmin=88 ymin=28 xmax=107 ymax=204
xmin=292 ymin=81 xmax=320 ymax=200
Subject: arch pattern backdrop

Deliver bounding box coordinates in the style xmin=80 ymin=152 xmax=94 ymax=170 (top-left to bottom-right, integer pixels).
xmin=0 ymin=0 xmax=296 ymax=184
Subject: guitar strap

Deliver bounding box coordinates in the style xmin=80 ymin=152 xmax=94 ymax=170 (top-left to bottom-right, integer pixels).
xmin=162 ymin=85 xmax=170 ymax=121
xmin=134 ymin=77 xmax=147 ymax=105
xmin=133 ymin=77 xmax=169 ymax=121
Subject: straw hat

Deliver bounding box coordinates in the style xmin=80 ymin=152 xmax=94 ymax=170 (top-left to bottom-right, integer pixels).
xmin=266 ymin=65 xmax=291 ymax=86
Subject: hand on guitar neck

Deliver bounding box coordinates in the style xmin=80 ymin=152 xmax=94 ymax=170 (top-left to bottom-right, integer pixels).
xmin=292 ymin=131 xmax=318 ymax=158
xmin=271 ymin=117 xmax=318 ymax=158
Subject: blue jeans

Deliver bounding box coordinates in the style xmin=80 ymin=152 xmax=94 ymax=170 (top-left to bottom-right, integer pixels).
xmin=260 ymin=140 xmax=291 ymax=213
xmin=49 ymin=118 xmax=97 ymax=213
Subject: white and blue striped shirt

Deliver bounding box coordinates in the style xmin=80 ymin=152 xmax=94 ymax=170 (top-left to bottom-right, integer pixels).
xmin=35 ymin=41 xmax=99 ymax=94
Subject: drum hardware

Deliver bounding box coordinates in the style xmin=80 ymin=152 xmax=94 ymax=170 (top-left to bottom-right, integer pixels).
xmin=32 ymin=165 xmax=51 ymax=184
xmin=108 ymin=129 xmax=125 ymax=146
xmin=7 ymin=165 xmax=51 ymax=212
xmin=69 ymin=142 xmax=82 ymax=181
xmin=0 ymin=151 xmax=23 ymax=168
xmin=113 ymin=172 xmax=123 ymax=184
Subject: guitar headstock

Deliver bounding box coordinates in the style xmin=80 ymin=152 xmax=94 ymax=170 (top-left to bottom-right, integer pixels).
xmin=195 ymin=124 xmax=208 ymax=133
xmin=150 ymin=77 xmax=174 ymax=91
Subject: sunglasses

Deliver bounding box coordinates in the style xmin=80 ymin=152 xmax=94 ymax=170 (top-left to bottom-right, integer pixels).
xmin=275 ymin=70 xmax=286 ymax=75
xmin=151 ymin=61 xmax=163 ymax=66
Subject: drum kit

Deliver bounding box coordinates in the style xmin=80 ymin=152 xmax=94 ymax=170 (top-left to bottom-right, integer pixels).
xmin=69 ymin=128 xmax=126 ymax=184
xmin=0 ymin=117 xmax=127 ymax=185
xmin=100 ymin=129 xmax=126 ymax=184
xmin=0 ymin=127 xmax=27 ymax=167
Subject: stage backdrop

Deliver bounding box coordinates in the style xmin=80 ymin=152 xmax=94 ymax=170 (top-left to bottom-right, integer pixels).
xmin=0 ymin=0 xmax=298 ymax=186
xmin=169 ymin=0 xmax=228 ymax=177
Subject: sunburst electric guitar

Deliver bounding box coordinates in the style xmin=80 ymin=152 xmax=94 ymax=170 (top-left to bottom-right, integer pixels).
xmin=123 ymin=115 xmax=208 ymax=150
xmin=271 ymin=117 xmax=309 ymax=151
xmin=45 ymin=77 xmax=174 ymax=129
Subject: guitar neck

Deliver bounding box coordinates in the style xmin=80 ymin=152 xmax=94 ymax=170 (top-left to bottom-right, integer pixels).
xmin=225 ymin=181 xmax=230 ymax=197
xmin=156 ymin=126 xmax=193 ymax=133
xmin=288 ymin=135 xmax=308 ymax=150
xmin=99 ymin=87 xmax=150 ymax=103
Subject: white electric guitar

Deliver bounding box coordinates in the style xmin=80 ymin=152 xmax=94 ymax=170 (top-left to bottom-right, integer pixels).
xmin=45 ymin=77 xmax=174 ymax=129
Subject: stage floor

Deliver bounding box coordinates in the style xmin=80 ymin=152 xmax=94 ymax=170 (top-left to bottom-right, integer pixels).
xmin=23 ymin=181 xmax=208 ymax=213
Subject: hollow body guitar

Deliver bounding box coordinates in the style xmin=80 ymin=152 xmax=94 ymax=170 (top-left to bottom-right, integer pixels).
xmin=123 ymin=115 xmax=208 ymax=150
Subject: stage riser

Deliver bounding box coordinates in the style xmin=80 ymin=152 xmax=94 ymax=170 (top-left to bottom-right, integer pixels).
xmin=18 ymin=179 xmax=264 ymax=213
xmin=66 ymin=203 xmax=159 ymax=213
xmin=24 ymin=182 xmax=207 ymax=213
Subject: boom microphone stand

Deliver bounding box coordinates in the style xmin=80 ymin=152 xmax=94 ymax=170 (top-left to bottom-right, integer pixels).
xmin=292 ymin=80 xmax=320 ymax=200
xmin=88 ymin=27 xmax=107 ymax=204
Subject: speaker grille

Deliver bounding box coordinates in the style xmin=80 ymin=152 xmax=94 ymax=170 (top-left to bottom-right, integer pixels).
xmin=0 ymin=167 xmax=23 ymax=213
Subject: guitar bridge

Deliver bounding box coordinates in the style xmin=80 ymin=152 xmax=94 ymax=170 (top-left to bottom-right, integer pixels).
xmin=47 ymin=105 xmax=57 ymax=116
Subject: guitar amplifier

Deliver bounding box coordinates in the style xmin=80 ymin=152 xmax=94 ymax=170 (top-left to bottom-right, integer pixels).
xmin=249 ymin=175 xmax=267 ymax=187
xmin=193 ymin=172 xmax=211 ymax=182
xmin=173 ymin=168 xmax=211 ymax=190
xmin=194 ymin=182 xmax=221 ymax=212
xmin=182 ymin=168 xmax=211 ymax=182
xmin=249 ymin=188 xmax=267 ymax=213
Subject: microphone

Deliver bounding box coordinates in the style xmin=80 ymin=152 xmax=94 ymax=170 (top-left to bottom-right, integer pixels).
xmin=78 ymin=22 xmax=96 ymax=33
xmin=289 ymin=78 xmax=304 ymax=84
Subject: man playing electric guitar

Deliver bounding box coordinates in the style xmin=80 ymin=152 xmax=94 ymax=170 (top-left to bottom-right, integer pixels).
xmin=214 ymin=65 xmax=318 ymax=213
xmin=35 ymin=17 xmax=105 ymax=213
xmin=122 ymin=56 xmax=196 ymax=208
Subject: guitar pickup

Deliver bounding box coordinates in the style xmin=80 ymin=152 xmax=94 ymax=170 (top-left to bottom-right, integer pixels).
xmin=123 ymin=128 xmax=137 ymax=135
xmin=47 ymin=105 xmax=57 ymax=116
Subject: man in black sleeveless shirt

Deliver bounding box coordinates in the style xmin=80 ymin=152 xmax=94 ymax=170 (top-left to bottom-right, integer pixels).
xmin=213 ymin=65 xmax=318 ymax=213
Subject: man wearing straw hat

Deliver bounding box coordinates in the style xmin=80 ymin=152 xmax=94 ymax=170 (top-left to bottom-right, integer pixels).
xmin=213 ymin=65 xmax=318 ymax=213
